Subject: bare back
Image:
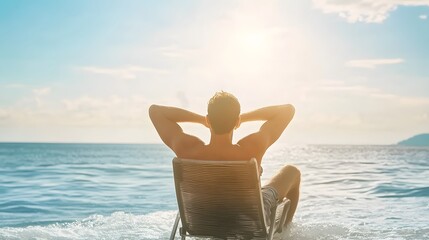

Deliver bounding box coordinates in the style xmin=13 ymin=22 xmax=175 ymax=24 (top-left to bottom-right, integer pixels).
xmin=175 ymin=142 xmax=260 ymax=162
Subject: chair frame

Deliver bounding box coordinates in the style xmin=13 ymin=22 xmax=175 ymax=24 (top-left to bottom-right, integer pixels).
xmin=169 ymin=158 xmax=290 ymax=240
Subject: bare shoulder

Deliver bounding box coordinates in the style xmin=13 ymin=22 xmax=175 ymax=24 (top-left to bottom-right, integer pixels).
xmin=237 ymin=132 xmax=266 ymax=160
xmin=172 ymin=133 xmax=205 ymax=158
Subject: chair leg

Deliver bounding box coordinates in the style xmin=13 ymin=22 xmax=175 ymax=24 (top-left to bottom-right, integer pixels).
xmin=267 ymin=204 xmax=278 ymax=240
xmin=180 ymin=227 xmax=187 ymax=240
xmin=276 ymin=199 xmax=291 ymax=233
xmin=170 ymin=212 xmax=181 ymax=240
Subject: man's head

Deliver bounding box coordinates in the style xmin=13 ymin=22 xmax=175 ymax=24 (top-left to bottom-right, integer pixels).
xmin=207 ymin=91 xmax=240 ymax=135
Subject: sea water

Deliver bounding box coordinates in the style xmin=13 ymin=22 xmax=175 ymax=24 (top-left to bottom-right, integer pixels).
xmin=0 ymin=143 xmax=428 ymax=239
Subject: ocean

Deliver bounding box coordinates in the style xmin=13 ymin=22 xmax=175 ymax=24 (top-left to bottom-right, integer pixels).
xmin=0 ymin=143 xmax=428 ymax=239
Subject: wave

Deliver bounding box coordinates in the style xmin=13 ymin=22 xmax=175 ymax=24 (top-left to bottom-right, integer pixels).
xmin=0 ymin=211 xmax=176 ymax=240
xmin=372 ymin=185 xmax=429 ymax=198
xmin=1 ymin=211 xmax=428 ymax=240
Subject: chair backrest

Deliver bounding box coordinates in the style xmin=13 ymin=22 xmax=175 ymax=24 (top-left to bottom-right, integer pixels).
xmin=173 ymin=158 xmax=268 ymax=239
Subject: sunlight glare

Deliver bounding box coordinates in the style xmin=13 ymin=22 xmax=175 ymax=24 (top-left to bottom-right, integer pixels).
xmin=242 ymin=32 xmax=267 ymax=52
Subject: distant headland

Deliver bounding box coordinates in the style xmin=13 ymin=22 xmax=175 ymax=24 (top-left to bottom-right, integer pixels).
xmin=398 ymin=134 xmax=429 ymax=146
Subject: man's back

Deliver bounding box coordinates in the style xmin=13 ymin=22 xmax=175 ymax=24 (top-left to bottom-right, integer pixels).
xmin=174 ymin=143 xmax=253 ymax=160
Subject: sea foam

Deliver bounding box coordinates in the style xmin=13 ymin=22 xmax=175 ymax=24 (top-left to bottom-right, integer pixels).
xmin=2 ymin=211 xmax=427 ymax=240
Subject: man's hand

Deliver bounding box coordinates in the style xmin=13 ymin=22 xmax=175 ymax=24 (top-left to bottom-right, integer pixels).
xmin=202 ymin=117 xmax=210 ymax=129
xmin=234 ymin=117 xmax=241 ymax=130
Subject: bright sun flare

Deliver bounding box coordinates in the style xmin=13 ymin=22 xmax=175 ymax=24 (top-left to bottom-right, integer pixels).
xmin=242 ymin=32 xmax=266 ymax=50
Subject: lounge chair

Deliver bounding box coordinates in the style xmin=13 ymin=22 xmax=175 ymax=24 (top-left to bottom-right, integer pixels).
xmin=170 ymin=158 xmax=291 ymax=240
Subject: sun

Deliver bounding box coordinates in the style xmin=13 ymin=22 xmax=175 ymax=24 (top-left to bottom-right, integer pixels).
xmin=239 ymin=31 xmax=268 ymax=54
xmin=242 ymin=32 xmax=266 ymax=50
xmin=218 ymin=29 xmax=272 ymax=74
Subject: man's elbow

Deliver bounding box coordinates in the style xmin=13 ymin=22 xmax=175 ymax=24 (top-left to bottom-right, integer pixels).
xmin=280 ymin=104 xmax=295 ymax=119
xmin=149 ymin=104 xmax=161 ymax=118
xmin=288 ymin=104 xmax=295 ymax=116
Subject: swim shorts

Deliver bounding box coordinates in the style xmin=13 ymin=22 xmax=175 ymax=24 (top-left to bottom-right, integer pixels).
xmin=261 ymin=186 xmax=279 ymax=226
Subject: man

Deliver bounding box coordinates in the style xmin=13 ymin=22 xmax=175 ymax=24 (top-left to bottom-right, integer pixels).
xmin=149 ymin=91 xmax=300 ymax=224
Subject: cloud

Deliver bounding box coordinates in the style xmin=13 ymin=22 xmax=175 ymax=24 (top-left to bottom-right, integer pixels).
xmin=313 ymin=0 xmax=429 ymax=23
xmin=0 ymin=108 xmax=9 ymax=121
xmin=156 ymin=45 xmax=197 ymax=58
xmin=60 ymin=95 xmax=150 ymax=127
xmin=419 ymin=14 xmax=428 ymax=19
xmin=296 ymin=79 xmax=429 ymax=139
xmin=3 ymin=83 xmax=29 ymax=89
xmin=345 ymin=58 xmax=404 ymax=69
xmin=63 ymin=96 xmax=113 ymax=111
xmin=78 ymin=66 xmax=167 ymax=79
xmin=32 ymin=87 xmax=51 ymax=96
xmin=318 ymin=80 xmax=429 ymax=107
xmin=0 ymin=93 xmax=152 ymax=128
xmin=32 ymin=87 xmax=51 ymax=107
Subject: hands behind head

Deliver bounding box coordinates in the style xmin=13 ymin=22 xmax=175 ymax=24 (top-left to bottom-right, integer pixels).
xmin=203 ymin=117 xmax=210 ymax=129
xmin=234 ymin=117 xmax=241 ymax=130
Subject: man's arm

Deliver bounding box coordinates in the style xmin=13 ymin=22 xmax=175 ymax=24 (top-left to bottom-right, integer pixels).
xmin=238 ymin=104 xmax=295 ymax=158
xmin=148 ymin=105 xmax=205 ymax=155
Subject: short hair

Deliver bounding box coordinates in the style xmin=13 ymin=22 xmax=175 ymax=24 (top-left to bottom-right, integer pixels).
xmin=207 ymin=91 xmax=240 ymax=134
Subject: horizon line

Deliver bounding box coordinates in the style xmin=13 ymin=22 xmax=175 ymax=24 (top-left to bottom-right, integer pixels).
xmin=0 ymin=141 xmax=400 ymax=146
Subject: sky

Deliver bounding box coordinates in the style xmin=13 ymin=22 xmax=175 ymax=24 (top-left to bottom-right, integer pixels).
xmin=0 ymin=0 xmax=428 ymax=145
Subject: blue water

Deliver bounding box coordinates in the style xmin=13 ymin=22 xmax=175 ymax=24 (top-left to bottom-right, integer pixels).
xmin=0 ymin=143 xmax=428 ymax=239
